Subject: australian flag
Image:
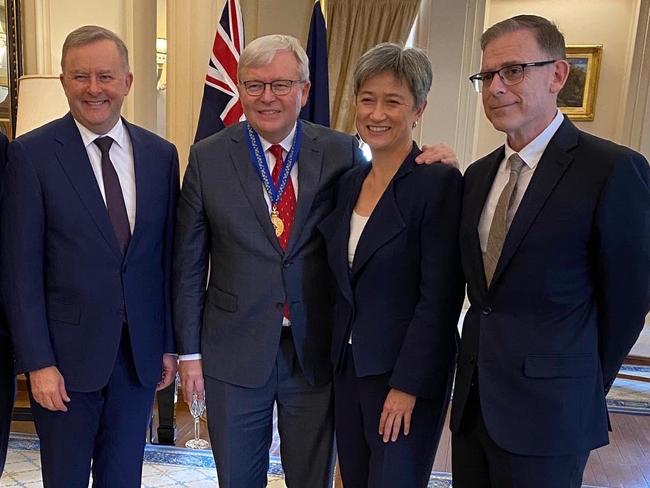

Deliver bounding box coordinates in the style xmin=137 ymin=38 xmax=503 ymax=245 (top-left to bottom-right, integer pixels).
xmin=194 ymin=0 xmax=245 ymax=143
xmin=300 ymin=1 xmax=330 ymax=126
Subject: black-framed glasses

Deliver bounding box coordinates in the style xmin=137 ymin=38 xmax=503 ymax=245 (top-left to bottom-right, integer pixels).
xmin=240 ymin=80 xmax=305 ymax=96
xmin=469 ymin=60 xmax=557 ymax=93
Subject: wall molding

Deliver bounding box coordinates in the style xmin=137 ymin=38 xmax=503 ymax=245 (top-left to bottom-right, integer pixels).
xmin=414 ymin=0 xmax=486 ymax=170
xmin=621 ymin=0 xmax=650 ymax=156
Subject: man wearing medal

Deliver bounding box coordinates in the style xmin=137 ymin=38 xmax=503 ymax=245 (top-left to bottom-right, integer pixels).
xmin=173 ymin=34 xmax=456 ymax=487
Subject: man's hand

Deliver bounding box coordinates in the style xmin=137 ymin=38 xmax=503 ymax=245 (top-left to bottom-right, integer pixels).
xmin=156 ymin=354 xmax=178 ymax=391
xmin=415 ymin=143 xmax=459 ymax=168
xmin=179 ymin=359 xmax=205 ymax=404
xmin=29 ymin=366 xmax=70 ymax=412
xmin=378 ymin=388 xmax=417 ymax=443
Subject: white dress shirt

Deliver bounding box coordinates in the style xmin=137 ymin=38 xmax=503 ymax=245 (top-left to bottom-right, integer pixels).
xmin=180 ymin=125 xmax=300 ymax=361
xmin=74 ymin=118 xmax=136 ymax=232
xmin=478 ymin=110 xmax=564 ymax=253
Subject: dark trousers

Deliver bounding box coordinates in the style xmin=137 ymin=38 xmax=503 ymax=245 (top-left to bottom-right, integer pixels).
xmin=205 ymin=327 xmax=334 ymax=488
xmin=452 ymin=384 xmax=589 ymax=488
xmin=30 ymin=328 xmax=156 ymax=488
xmin=0 ymin=336 xmax=14 ymax=476
xmin=334 ymin=347 xmax=448 ymax=488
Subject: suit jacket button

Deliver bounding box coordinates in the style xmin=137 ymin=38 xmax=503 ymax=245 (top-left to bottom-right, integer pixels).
xmin=283 ymin=261 xmax=292 ymax=268
xmin=276 ymin=302 xmax=284 ymax=310
xmin=482 ymin=307 xmax=492 ymax=315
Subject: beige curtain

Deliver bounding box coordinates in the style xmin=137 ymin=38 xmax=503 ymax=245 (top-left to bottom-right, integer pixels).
xmin=327 ymin=0 xmax=421 ymax=134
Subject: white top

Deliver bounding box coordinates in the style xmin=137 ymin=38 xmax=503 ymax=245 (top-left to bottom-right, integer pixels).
xmin=478 ymin=110 xmax=564 ymax=253
xmin=347 ymin=210 xmax=370 ymax=344
xmin=348 ymin=211 xmax=370 ymax=268
xmin=74 ymin=118 xmax=136 ymax=233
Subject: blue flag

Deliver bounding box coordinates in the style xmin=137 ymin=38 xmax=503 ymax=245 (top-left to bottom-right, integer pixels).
xmin=300 ymin=1 xmax=330 ymax=126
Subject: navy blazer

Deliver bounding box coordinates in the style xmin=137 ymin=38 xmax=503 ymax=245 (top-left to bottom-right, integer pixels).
xmin=1 ymin=113 xmax=179 ymax=392
xmin=173 ymin=121 xmax=364 ymax=388
xmin=319 ymin=144 xmax=464 ymax=399
xmin=451 ymin=119 xmax=650 ymax=456
xmin=0 ymin=132 xmax=8 ymax=341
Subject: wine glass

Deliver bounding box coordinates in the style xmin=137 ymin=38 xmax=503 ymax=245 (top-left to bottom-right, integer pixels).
xmin=185 ymin=392 xmax=210 ymax=449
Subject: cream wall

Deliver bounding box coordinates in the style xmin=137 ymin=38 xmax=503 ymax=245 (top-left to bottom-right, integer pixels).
xmin=21 ymin=0 xmax=157 ymax=130
xmin=22 ymin=0 xmax=125 ymax=74
xmin=475 ymin=0 xmax=642 ymax=157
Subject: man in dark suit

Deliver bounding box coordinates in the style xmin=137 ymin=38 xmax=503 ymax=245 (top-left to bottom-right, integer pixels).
xmin=1 ymin=26 xmax=178 ymax=487
xmin=0 ymin=132 xmax=12 ymax=477
xmin=451 ymin=15 xmax=650 ymax=488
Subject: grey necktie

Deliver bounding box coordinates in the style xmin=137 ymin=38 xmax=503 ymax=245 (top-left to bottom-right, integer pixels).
xmin=94 ymin=136 xmax=131 ymax=255
xmin=483 ymin=153 xmax=526 ymax=286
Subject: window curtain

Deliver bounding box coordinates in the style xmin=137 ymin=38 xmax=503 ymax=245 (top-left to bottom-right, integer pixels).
xmin=327 ymin=0 xmax=421 ymax=134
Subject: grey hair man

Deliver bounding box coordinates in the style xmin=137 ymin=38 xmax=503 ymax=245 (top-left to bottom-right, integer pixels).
xmin=451 ymin=14 xmax=649 ymax=488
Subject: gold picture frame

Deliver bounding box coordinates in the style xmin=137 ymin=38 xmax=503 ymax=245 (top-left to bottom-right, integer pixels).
xmin=558 ymin=45 xmax=602 ymax=121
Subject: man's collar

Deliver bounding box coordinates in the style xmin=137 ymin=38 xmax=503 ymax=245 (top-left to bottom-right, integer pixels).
xmin=257 ymin=123 xmax=297 ymax=153
xmin=74 ymin=118 xmax=127 ymax=149
xmin=505 ymin=110 xmax=564 ymax=169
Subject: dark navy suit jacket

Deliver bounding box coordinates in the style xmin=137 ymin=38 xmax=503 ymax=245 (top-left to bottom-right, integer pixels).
xmin=0 ymin=132 xmax=9 ymax=343
xmin=451 ymin=118 xmax=650 ymax=456
xmin=1 ymin=113 xmax=179 ymax=392
xmin=174 ymin=121 xmax=364 ymax=388
xmin=0 ymin=132 xmax=12 ymax=477
xmin=319 ymin=144 xmax=464 ymax=399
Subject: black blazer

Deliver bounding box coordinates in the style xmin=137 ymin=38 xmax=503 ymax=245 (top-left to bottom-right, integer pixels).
xmin=0 ymin=132 xmax=8 ymax=342
xmin=451 ymin=118 xmax=650 ymax=456
xmin=319 ymin=143 xmax=464 ymax=399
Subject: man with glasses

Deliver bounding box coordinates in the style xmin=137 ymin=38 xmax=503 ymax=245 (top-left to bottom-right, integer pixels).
xmin=450 ymin=15 xmax=649 ymax=487
xmin=174 ymin=34 xmax=455 ymax=487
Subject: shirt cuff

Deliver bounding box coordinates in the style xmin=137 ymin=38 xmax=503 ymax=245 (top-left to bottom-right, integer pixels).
xmin=179 ymin=353 xmax=202 ymax=361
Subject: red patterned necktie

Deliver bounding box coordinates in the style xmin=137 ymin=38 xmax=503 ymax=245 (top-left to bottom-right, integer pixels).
xmin=269 ymin=144 xmax=296 ymax=250
xmin=269 ymin=144 xmax=296 ymax=321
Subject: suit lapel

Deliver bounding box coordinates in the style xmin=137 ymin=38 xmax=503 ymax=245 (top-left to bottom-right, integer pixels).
xmin=123 ymin=120 xmax=153 ymax=262
xmin=54 ymin=114 xmax=122 ymax=261
xmin=286 ymin=124 xmax=323 ymax=255
xmin=491 ymin=119 xmax=578 ymax=285
xmin=321 ymin=166 xmax=368 ymax=306
xmin=466 ymin=147 xmax=503 ymax=296
xmin=229 ymin=127 xmax=283 ymax=254
xmin=350 ymin=149 xmax=417 ymax=277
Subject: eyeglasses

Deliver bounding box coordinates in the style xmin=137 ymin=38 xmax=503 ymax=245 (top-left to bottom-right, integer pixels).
xmin=240 ymin=80 xmax=305 ymax=96
xmin=468 ymin=60 xmax=557 ymax=93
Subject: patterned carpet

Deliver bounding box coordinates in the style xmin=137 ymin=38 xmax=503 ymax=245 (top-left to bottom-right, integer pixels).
xmin=1 ymin=365 xmax=648 ymax=488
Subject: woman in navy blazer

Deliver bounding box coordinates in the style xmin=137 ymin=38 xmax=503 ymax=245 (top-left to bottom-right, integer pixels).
xmin=319 ymin=44 xmax=464 ymax=487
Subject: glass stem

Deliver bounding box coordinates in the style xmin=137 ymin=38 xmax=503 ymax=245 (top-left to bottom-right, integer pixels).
xmin=194 ymin=417 xmax=201 ymax=441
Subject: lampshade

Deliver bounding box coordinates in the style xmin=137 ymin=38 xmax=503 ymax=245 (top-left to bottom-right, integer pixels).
xmin=15 ymin=75 xmax=69 ymax=137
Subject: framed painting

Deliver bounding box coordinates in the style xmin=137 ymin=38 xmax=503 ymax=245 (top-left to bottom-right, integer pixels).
xmin=557 ymin=45 xmax=602 ymax=121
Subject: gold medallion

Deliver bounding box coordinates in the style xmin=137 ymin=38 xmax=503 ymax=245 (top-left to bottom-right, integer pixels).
xmin=270 ymin=209 xmax=284 ymax=237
